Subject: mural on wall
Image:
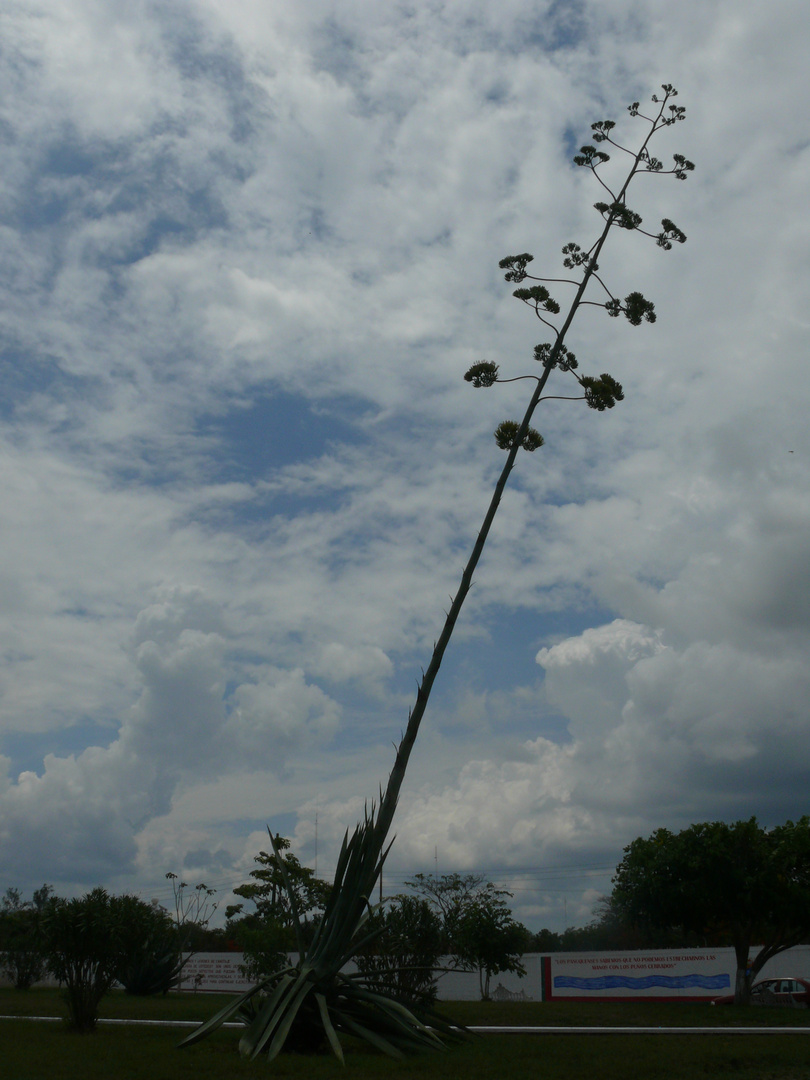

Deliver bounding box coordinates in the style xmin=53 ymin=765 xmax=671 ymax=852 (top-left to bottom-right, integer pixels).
xmin=545 ymin=952 xmax=733 ymax=1001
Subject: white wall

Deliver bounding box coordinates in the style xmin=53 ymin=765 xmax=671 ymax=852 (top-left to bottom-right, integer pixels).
xmin=5 ymin=945 xmax=809 ymax=999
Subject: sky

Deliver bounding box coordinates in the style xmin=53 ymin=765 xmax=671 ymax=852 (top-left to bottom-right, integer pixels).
xmin=0 ymin=0 xmax=808 ymax=934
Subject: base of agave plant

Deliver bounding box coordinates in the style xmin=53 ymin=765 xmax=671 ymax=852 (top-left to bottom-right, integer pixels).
xmin=262 ymin=998 xmax=331 ymax=1056
xmin=180 ymin=820 xmax=468 ymax=1061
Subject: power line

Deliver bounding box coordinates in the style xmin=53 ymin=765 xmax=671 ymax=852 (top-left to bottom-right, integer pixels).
xmin=120 ymin=861 xmax=616 ymax=910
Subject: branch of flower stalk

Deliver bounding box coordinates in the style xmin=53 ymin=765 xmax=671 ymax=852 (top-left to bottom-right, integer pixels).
xmin=379 ymin=90 xmax=679 ymax=819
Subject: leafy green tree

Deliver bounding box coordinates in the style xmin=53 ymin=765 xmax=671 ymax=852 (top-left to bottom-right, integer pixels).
xmin=180 ymin=922 xmax=231 ymax=952
xmin=611 ymin=817 xmax=810 ymax=1004
xmin=225 ymin=835 xmax=333 ymax=981
xmin=226 ymin=835 xmax=331 ymax=929
xmin=40 ymin=888 xmax=199 ymax=1024
xmin=555 ymin=895 xmax=678 ymax=951
xmin=407 ymin=874 xmax=529 ymax=999
xmin=181 ymin=86 xmax=693 ymax=1061
xmin=0 ymin=885 xmax=53 ymax=989
xmin=404 ymin=872 xmax=487 ymax=926
xmin=453 ymin=899 xmax=529 ymax=1001
xmin=230 ymin=918 xmax=290 ymax=984
xmin=531 ymin=928 xmax=562 ymax=953
xmin=41 ymin=887 xmax=130 ymax=1031
xmin=354 ymin=895 xmax=444 ymax=1010
xmin=115 ymin=895 xmax=185 ymax=997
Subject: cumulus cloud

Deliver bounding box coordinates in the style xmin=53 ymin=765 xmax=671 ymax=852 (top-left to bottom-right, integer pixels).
xmin=374 ymin=601 xmax=810 ymax=926
xmin=313 ymin=642 xmax=393 ymax=691
xmin=537 ymin=621 xmax=665 ymax=739
xmin=0 ymin=588 xmax=341 ymax=885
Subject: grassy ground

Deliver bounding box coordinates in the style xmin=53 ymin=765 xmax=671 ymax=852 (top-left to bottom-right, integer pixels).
xmin=438 ymin=998 xmax=810 ymax=1028
xmin=2 ymin=990 xmax=810 ymax=1080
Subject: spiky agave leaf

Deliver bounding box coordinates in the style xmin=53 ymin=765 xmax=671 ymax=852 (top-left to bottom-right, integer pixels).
xmin=246 ymin=974 xmax=313 ymax=1060
xmin=315 ymin=992 xmax=345 ymax=1063
xmin=313 ymin=976 xmax=457 ymax=1060
xmin=177 ymin=975 xmax=287 ymax=1047
xmin=118 ymin=938 xmax=190 ymax=996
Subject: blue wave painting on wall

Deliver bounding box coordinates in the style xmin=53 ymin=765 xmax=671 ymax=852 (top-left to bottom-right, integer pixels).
xmin=554 ymin=973 xmax=730 ymax=991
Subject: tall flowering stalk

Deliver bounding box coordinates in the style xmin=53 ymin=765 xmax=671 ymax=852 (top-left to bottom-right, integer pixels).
xmin=180 ymin=84 xmax=693 ymax=1063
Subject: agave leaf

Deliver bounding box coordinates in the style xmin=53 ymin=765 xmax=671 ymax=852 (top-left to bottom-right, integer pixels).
xmin=338 ymin=1012 xmax=406 ymax=1060
xmin=309 ymin=826 xmax=395 ymax=969
xmin=304 ymin=830 xmax=350 ymax=956
xmin=340 ymin=993 xmax=445 ymax=1055
xmin=344 ymin=986 xmax=445 ymax=1050
xmin=315 ymin=992 xmax=344 ymax=1063
xmin=263 ymin=978 xmax=315 ymax=1062
xmin=414 ymin=1003 xmax=470 ymax=1041
xmin=237 ymin=973 xmax=297 ymax=1058
xmin=343 ymin=977 xmax=469 ymax=1047
xmin=177 ymin=979 xmax=268 ymax=1047
xmin=349 ymin=984 xmax=433 ymax=1028
xmin=333 ymin=921 xmax=387 ymax=971
xmin=185 ymin=777 xmax=445 ymax=1062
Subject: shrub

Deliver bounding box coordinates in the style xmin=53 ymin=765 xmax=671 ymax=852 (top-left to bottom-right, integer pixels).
xmin=41 ymin=888 xmax=130 ymax=1031
xmin=0 ymin=885 xmax=53 ymax=990
xmin=354 ymin=896 xmax=443 ymax=1010
xmin=42 ymin=888 xmax=186 ymax=1028
xmin=114 ymin=895 xmax=186 ymax=996
xmin=230 ymin=915 xmax=290 ymax=983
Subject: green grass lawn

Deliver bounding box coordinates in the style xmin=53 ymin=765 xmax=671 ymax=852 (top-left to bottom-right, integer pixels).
xmin=2 ymin=990 xmax=809 ymax=1080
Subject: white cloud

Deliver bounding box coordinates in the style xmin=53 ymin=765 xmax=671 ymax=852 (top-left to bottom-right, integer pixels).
xmin=0 ymin=587 xmax=342 ymax=885
xmin=224 ymin=669 xmax=341 ymax=760
xmin=537 ymin=621 xmax=665 ymax=739
xmin=313 ymin=642 xmax=393 ymax=691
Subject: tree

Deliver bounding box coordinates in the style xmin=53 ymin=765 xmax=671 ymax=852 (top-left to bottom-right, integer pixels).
xmin=611 ymin=817 xmax=810 ymax=1005
xmin=181 ymin=85 xmax=693 ymax=1061
xmin=0 ymin=885 xmax=53 ymax=990
xmin=555 ymin=894 xmax=687 ymax=951
xmin=40 ymin=888 xmax=199 ymax=1025
xmin=114 ymin=878 xmax=217 ymax=995
xmin=115 ymin=895 xmax=185 ymax=997
xmin=531 ymin=928 xmax=562 ymax=953
xmin=41 ymin=887 xmax=130 ymax=1031
xmin=226 ymin=835 xmax=331 ymax=930
xmin=354 ymin=895 xmax=444 ymax=1010
xmin=407 ymin=874 xmax=529 ymax=999
xmin=230 ymin=918 xmax=291 ymax=985
xmin=225 ymin=836 xmax=333 ymax=981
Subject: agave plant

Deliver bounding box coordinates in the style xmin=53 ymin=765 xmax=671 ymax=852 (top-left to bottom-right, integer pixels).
xmin=179 ymin=774 xmax=466 ymax=1061
xmin=181 ymin=84 xmax=692 ymax=1063
xmin=117 ymin=932 xmax=189 ymax=996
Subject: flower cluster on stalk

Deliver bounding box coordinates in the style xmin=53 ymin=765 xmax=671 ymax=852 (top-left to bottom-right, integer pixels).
xmin=463 ymin=84 xmax=694 ymax=452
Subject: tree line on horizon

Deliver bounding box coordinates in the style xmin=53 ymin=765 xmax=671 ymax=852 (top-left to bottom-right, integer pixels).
xmin=5 ymin=815 xmax=810 ymax=1028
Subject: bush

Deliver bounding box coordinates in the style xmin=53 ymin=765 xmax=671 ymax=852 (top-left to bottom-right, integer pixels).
xmin=354 ymin=896 xmax=443 ymax=1010
xmin=41 ymin=888 xmax=186 ymax=1028
xmin=114 ymin=896 xmax=185 ymax=996
xmin=42 ymin=888 xmax=129 ymax=1031
xmin=0 ymin=886 xmax=52 ymax=990
xmin=229 ymin=915 xmax=290 ymax=983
